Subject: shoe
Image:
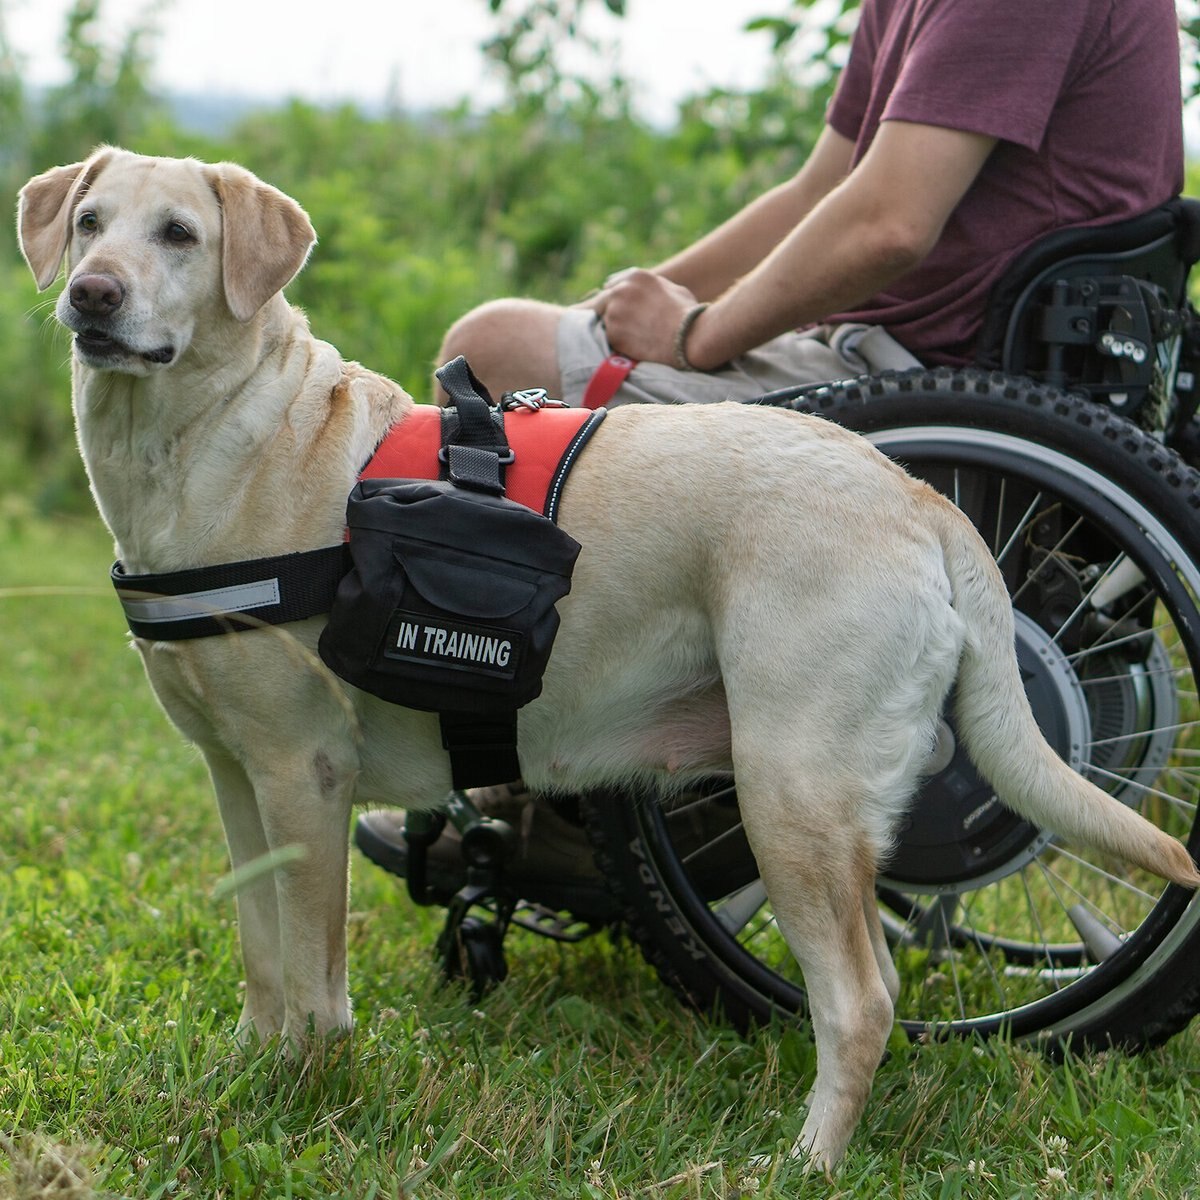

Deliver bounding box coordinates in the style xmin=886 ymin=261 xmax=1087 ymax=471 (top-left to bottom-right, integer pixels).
xmin=355 ymin=785 xmax=620 ymax=924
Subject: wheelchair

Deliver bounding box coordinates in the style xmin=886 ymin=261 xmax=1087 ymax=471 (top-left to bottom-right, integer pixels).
xmin=410 ymin=198 xmax=1200 ymax=1052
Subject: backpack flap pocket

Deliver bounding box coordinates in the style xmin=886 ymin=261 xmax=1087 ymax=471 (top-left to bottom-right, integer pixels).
xmin=318 ymin=478 xmax=580 ymax=713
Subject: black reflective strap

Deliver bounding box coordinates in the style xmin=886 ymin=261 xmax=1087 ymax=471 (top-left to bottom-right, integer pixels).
xmin=112 ymin=544 xmax=349 ymax=640
xmin=438 ymin=711 xmax=522 ymax=790
xmin=430 ymin=358 xmax=528 ymax=783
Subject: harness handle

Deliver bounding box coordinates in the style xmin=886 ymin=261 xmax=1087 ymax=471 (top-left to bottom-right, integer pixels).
xmin=435 ymin=356 xmax=513 ymax=495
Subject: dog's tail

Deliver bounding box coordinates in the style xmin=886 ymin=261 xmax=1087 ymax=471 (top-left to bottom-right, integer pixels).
xmin=929 ymin=493 xmax=1200 ymax=889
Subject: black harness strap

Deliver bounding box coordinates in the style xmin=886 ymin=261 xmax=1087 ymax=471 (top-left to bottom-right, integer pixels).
xmin=433 ymin=356 xmax=523 ymax=789
xmin=112 ymin=545 xmax=347 ymax=640
xmin=438 ymin=712 xmax=521 ymax=792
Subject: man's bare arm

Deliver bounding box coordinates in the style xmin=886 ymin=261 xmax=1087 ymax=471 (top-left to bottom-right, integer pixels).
xmin=593 ymin=121 xmax=997 ymax=368
xmin=684 ymin=120 xmax=997 ymax=367
xmin=654 ymin=125 xmax=857 ymax=301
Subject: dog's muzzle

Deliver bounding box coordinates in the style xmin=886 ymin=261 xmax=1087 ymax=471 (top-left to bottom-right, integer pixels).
xmin=66 ymin=273 xmax=176 ymax=366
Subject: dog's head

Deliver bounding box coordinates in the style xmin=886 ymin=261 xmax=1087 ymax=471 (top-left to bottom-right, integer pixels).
xmin=17 ymin=146 xmax=316 ymax=375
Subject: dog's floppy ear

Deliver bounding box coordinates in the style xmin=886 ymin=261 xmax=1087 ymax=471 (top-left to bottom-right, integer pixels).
xmin=17 ymin=149 xmax=115 ymax=290
xmin=208 ymin=163 xmax=316 ymax=323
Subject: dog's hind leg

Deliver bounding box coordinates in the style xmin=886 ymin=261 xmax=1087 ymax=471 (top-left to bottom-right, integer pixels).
xmin=864 ymin=880 xmax=900 ymax=1005
xmin=737 ymin=768 xmax=894 ymax=1173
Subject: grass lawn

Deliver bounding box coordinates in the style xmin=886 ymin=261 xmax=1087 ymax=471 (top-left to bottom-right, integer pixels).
xmin=1 ymin=508 xmax=1199 ymax=1199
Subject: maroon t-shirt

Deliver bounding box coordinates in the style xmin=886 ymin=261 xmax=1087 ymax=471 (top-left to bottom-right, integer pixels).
xmin=827 ymin=0 xmax=1184 ymax=364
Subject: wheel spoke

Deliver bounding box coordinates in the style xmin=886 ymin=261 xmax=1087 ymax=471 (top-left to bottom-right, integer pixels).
xmin=1049 ymin=551 xmax=1131 ymax=646
xmin=932 ymin=896 xmax=969 ymax=1020
xmin=991 ymin=476 xmax=1009 ymax=559
xmin=1068 ymin=621 xmax=1180 ymax=662
xmin=1010 ymin=513 xmax=1086 ymax=608
xmin=953 ymin=890 xmax=1011 ymax=1006
xmin=1032 ymin=854 xmax=1143 ymax=935
xmin=1087 ymin=716 xmax=1200 ymax=748
xmin=666 ymin=781 xmax=737 ymax=815
xmin=912 ymin=893 xmax=960 ymax=950
xmin=994 ymin=491 xmax=1047 ymax=569
xmin=1042 ymin=845 xmax=1164 ymax=905
xmin=1084 ymin=765 xmax=1198 ymax=818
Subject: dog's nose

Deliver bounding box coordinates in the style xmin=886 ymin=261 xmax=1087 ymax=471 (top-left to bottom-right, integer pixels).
xmin=69 ymin=273 xmax=125 ymax=317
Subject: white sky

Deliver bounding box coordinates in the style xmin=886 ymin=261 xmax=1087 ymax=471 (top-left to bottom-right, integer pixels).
xmin=9 ymin=2 xmax=1197 ymax=147
xmin=2 ymin=0 xmax=786 ymax=123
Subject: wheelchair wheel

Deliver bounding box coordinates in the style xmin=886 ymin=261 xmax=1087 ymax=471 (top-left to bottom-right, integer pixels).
xmin=583 ymin=368 xmax=1200 ymax=1049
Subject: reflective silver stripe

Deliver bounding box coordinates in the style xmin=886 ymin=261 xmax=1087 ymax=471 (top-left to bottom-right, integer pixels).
xmin=117 ymin=578 xmax=281 ymax=623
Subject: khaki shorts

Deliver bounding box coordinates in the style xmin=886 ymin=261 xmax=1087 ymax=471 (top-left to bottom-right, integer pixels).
xmin=556 ymin=309 xmax=921 ymax=407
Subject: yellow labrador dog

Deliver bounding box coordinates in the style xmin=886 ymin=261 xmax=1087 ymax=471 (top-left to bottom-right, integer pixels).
xmin=17 ymin=148 xmax=1200 ymax=1171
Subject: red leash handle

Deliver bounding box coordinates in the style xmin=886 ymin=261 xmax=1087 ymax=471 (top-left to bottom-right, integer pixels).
xmin=581 ymin=354 xmax=637 ymax=409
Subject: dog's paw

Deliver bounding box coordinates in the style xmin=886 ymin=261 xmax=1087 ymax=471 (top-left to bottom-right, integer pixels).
xmin=748 ymin=1138 xmax=836 ymax=1179
xmin=235 ymin=1011 xmax=285 ymax=1051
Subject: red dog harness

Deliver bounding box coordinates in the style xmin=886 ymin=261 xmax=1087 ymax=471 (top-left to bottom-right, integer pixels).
xmin=362 ymin=398 xmax=603 ymax=519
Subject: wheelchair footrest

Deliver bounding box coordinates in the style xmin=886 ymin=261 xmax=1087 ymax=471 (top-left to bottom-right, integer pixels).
xmin=511 ymin=900 xmax=605 ymax=943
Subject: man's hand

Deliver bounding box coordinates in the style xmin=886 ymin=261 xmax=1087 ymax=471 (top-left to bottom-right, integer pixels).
xmin=589 ymin=269 xmax=699 ymax=365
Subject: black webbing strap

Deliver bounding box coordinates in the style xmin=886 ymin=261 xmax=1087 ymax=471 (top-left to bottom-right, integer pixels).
xmin=435 ymin=356 xmax=513 ymax=495
xmin=112 ymin=544 xmax=348 ymax=640
xmin=438 ymin=711 xmax=522 ymax=790
xmin=433 ymin=356 xmax=523 ymax=787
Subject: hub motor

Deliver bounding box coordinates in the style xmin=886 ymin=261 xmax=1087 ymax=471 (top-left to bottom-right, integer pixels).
xmin=880 ymin=610 xmax=1085 ymax=893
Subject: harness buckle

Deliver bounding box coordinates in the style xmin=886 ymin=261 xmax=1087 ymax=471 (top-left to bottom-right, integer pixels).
xmin=502 ymin=388 xmax=568 ymax=411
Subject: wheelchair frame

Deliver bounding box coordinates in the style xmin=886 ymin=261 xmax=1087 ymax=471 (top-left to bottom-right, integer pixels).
xmin=977 ymin=195 xmax=1200 ymax=438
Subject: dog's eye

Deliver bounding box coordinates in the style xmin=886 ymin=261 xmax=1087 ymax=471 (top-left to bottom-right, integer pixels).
xmin=165 ymin=222 xmax=195 ymax=244
xmin=78 ymin=211 xmax=99 ymax=233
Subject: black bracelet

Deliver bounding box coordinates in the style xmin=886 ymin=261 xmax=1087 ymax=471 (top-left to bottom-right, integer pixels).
xmin=672 ymin=302 xmax=710 ymax=371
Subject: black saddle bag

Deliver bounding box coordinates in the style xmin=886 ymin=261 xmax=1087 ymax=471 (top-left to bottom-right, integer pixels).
xmin=317 ymin=475 xmax=580 ymax=713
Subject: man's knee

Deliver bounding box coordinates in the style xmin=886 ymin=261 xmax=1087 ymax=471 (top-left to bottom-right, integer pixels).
xmin=439 ymin=298 xmax=556 ymax=358
xmin=437 ymin=298 xmax=565 ymax=399
xmin=439 ymin=298 xmax=507 ymax=358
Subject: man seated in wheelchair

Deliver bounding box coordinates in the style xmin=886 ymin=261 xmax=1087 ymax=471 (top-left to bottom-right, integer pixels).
xmin=357 ymin=0 xmax=1198 ymax=915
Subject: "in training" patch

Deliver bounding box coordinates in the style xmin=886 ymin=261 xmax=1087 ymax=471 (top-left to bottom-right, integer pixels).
xmin=383 ymin=609 xmax=523 ymax=678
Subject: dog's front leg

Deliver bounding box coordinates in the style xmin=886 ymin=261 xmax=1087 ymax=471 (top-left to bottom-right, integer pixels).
xmin=147 ymin=641 xmax=359 ymax=1043
xmin=250 ymin=750 xmax=357 ymax=1044
xmin=205 ymin=748 xmax=286 ymax=1041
